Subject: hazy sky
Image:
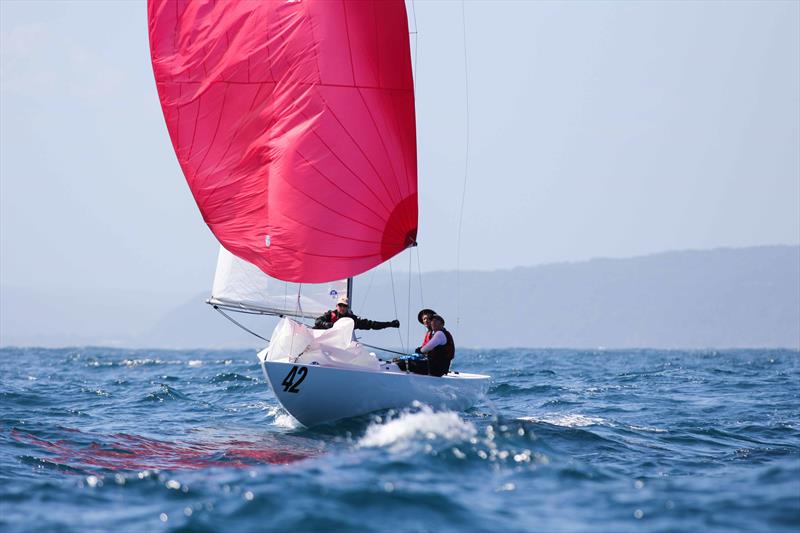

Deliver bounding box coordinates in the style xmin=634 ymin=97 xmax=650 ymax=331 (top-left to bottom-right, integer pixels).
xmin=1 ymin=0 xmax=798 ymax=296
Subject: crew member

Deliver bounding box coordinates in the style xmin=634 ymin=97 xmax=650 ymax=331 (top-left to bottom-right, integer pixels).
xmin=417 ymin=308 xmax=436 ymax=345
xmin=415 ymin=315 xmax=454 ymax=377
xmin=396 ymin=314 xmax=454 ymax=377
xmin=314 ymin=296 xmax=400 ymax=330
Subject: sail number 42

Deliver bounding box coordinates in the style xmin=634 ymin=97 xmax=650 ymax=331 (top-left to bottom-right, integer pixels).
xmin=281 ymin=366 xmax=308 ymax=393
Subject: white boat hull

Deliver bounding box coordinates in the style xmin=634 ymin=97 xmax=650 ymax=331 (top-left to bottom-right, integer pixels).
xmin=262 ymin=360 xmax=490 ymax=427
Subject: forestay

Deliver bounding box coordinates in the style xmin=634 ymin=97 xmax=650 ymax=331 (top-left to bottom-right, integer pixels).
xmin=210 ymin=246 xmax=347 ymax=319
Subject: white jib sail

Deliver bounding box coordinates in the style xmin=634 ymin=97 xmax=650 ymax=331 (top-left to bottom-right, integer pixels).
xmin=209 ymin=246 xmax=348 ymax=319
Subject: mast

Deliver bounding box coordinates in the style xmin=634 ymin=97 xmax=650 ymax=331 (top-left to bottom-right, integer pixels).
xmin=346 ymin=277 xmax=354 ymax=308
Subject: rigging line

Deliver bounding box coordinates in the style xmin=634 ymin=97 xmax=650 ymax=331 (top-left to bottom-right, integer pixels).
xmin=213 ymin=306 xmax=269 ymax=343
xmin=359 ymin=341 xmax=408 ymax=357
xmin=388 ymin=258 xmax=406 ymax=353
xmin=359 ymin=268 xmax=377 ymax=315
xmin=455 ymin=0 xmax=471 ymax=332
xmin=416 ymin=245 xmax=424 ymax=307
xmin=406 ymin=248 xmax=412 ymax=351
xmin=410 ymin=0 xmax=419 ymax=86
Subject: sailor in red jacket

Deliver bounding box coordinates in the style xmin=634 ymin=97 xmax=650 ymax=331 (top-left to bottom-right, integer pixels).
xmin=314 ymin=296 xmax=400 ymax=330
xmin=417 ymin=308 xmax=436 ymax=345
xmin=396 ymin=314 xmax=454 ymax=377
xmin=414 ymin=315 xmax=455 ymax=377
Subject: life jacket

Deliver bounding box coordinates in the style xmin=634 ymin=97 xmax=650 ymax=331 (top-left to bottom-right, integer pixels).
xmin=423 ymin=329 xmax=433 ymax=345
xmin=427 ymin=328 xmax=455 ymax=377
xmin=329 ymin=309 xmax=355 ymax=325
xmin=429 ymin=328 xmax=455 ymax=361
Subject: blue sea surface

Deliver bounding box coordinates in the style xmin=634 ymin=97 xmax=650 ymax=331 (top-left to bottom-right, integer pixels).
xmin=1 ymin=347 xmax=798 ymax=532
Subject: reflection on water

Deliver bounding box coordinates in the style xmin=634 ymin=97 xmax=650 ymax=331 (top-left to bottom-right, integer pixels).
xmin=11 ymin=427 xmax=318 ymax=472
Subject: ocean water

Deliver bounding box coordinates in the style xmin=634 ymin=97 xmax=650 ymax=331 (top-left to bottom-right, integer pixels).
xmin=1 ymin=346 xmax=798 ymax=532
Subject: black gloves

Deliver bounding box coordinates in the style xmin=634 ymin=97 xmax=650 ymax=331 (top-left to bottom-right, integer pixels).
xmin=414 ymin=347 xmax=422 ymax=354
xmin=390 ymin=319 xmax=400 ymax=328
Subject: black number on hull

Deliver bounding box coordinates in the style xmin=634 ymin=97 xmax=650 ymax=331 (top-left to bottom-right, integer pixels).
xmin=281 ymin=367 xmax=297 ymax=391
xmin=290 ymin=367 xmax=307 ymax=392
xmin=281 ymin=366 xmax=308 ymax=393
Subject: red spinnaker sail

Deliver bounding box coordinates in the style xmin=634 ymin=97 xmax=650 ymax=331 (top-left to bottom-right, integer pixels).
xmin=148 ymin=0 xmax=417 ymax=283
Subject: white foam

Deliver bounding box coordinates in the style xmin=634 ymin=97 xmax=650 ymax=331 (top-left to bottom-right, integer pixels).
xmin=629 ymin=424 xmax=667 ymax=433
xmin=264 ymin=405 xmax=302 ymax=430
xmin=518 ymin=414 xmax=606 ymax=428
xmin=358 ymin=406 xmax=476 ymax=451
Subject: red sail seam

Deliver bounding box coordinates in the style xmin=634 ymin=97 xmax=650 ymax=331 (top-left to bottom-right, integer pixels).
xmin=171 ymin=80 xmax=412 ymax=91
xmin=323 ymin=95 xmax=401 ymax=208
xmin=184 ymin=90 xmax=203 ymax=172
xmin=176 ymin=81 xmax=182 ymax=157
xmin=264 ymin=5 xmax=276 ymax=84
xmin=172 ymin=1 xmax=179 ymax=79
xmin=191 ymin=82 xmax=230 ymax=183
xmin=278 ymin=173 xmax=384 ymax=234
xmin=340 ymin=1 xmax=385 ymax=95
xmin=201 ymin=83 xmax=270 ymax=216
xmin=303 ymin=0 xmax=324 ymax=94
xmin=356 ymin=86 xmax=405 ymax=208
xmin=371 ymin=0 xmax=381 ymax=90
xmin=281 ymin=212 xmax=386 ymax=245
xmin=384 ymin=89 xmax=416 ymax=230
xmin=340 ymin=0 xmax=357 ymax=87
xmin=300 ymin=108 xmax=393 ymax=217
xmin=296 ymin=150 xmax=390 ymax=224
xmin=266 ymin=244 xmax=393 ymax=261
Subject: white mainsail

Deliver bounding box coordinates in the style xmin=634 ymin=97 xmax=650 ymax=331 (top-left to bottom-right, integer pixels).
xmin=209 ymin=247 xmax=348 ymax=319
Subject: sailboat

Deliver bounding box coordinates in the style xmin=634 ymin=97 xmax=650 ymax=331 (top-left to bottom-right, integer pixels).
xmin=148 ymin=0 xmax=489 ymax=426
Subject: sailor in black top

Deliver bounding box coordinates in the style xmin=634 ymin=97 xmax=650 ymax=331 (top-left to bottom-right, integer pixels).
xmin=396 ymin=314 xmax=454 ymax=377
xmin=417 ymin=315 xmax=454 ymax=377
xmin=314 ymin=296 xmax=400 ymax=330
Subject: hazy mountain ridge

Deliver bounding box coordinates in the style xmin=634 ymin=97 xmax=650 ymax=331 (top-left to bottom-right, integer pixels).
xmin=1 ymin=246 xmax=798 ymax=349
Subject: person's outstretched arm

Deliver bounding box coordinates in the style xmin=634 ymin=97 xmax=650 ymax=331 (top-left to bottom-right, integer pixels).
xmin=353 ymin=317 xmax=400 ymax=330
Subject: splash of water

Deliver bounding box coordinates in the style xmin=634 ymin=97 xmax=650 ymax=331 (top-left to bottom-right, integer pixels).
xmin=358 ymin=405 xmax=477 ymax=451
